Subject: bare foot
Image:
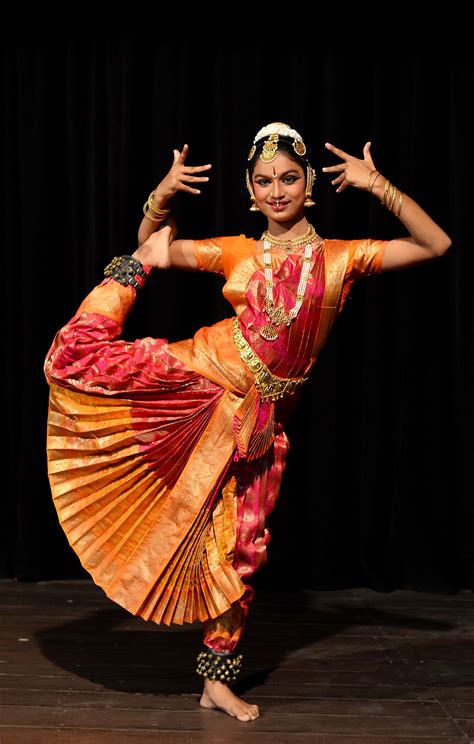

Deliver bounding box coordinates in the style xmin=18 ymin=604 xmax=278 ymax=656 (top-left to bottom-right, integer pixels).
xmin=200 ymin=678 xmax=260 ymax=721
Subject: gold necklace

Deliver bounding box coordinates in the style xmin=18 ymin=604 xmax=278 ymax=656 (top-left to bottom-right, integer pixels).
xmin=260 ymin=224 xmax=319 ymax=254
xmin=259 ymin=227 xmax=324 ymax=342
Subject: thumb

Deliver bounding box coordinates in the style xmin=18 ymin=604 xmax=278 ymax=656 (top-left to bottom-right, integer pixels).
xmin=172 ymin=148 xmax=181 ymax=165
xmin=364 ymin=141 xmax=374 ymax=165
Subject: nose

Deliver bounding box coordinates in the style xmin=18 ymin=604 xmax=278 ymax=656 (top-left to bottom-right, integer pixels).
xmin=271 ymin=181 xmax=282 ymax=200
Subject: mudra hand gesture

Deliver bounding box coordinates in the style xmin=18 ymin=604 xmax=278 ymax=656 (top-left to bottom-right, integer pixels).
xmin=322 ymin=141 xmax=380 ymax=193
xmin=154 ymin=144 xmax=212 ymax=203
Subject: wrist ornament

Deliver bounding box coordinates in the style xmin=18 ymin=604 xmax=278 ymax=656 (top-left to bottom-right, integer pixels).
xmin=104 ymin=255 xmax=151 ymax=290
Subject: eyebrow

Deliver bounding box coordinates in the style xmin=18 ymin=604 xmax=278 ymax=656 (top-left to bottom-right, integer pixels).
xmin=254 ymin=169 xmax=300 ymax=178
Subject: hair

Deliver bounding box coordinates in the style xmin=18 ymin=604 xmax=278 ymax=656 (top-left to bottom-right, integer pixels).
xmin=247 ymin=137 xmax=312 ymax=182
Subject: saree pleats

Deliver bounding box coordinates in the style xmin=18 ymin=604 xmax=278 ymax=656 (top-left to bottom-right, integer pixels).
xmin=47 ymin=382 xmax=247 ymax=624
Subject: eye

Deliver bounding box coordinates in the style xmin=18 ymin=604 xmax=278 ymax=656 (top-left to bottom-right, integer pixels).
xmin=283 ymin=175 xmax=299 ymax=184
xmin=256 ymin=178 xmax=271 ymax=186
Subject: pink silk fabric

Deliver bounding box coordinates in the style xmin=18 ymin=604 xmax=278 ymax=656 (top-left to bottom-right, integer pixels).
xmin=237 ymin=249 xmax=326 ymax=379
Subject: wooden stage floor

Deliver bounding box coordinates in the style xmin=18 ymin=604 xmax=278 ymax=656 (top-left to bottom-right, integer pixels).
xmin=1 ymin=579 xmax=474 ymax=742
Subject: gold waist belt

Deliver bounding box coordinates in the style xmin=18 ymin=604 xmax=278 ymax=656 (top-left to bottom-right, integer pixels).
xmin=232 ymin=317 xmax=308 ymax=401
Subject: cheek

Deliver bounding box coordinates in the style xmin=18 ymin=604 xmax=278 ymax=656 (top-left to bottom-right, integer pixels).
xmin=253 ymin=184 xmax=269 ymax=201
xmin=292 ymin=184 xmax=305 ymax=202
xmin=293 ymin=181 xmax=306 ymax=197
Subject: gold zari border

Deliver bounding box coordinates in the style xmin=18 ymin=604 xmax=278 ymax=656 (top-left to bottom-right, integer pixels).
xmin=232 ymin=317 xmax=307 ymax=401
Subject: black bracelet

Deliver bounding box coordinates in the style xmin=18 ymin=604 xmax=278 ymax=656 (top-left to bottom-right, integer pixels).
xmin=104 ymin=255 xmax=149 ymax=290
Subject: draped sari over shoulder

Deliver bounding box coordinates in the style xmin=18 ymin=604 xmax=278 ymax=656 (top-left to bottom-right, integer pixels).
xmin=45 ymin=235 xmax=386 ymax=626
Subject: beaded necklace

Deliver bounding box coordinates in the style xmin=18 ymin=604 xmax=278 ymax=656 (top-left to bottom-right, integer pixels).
xmin=259 ymin=224 xmax=324 ymax=342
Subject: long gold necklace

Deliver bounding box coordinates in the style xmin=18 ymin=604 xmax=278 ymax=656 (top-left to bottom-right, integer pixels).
xmin=259 ymin=224 xmax=323 ymax=342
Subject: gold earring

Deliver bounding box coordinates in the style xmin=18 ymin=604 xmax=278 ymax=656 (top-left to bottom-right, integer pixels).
xmin=304 ymin=164 xmax=316 ymax=207
xmin=246 ymin=170 xmax=260 ymax=211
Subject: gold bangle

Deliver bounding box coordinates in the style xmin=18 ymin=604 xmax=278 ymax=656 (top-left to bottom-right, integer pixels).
xmin=144 ymin=190 xmax=171 ymax=218
xmin=143 ymin=201 xmax=170 ymax=219
xmin=143 ymin=209 xmax=166 ymax=223
xmin=369 ymin=172 xmax=382 ymax=193
xmin=388 ymin=183 xmax=398 ymax=212
xmin=368 ymin=169 xmax=378 ymax=191
xmin=380 ymin=178 xmax=404 ymax=216
xmin=395 ymin=191 xmax=404 ymax=217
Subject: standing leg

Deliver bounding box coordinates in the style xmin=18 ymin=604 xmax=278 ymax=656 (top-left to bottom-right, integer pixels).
xmin=198 ymin=429 xmax=289 ymax=721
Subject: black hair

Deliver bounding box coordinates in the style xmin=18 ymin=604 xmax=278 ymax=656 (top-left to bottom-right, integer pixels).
xmin=247 ymin=136 xmax=312 ymax=182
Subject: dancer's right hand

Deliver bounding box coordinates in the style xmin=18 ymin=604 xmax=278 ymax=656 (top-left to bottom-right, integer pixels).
xmin=153 ymin=144 xmax=212 ymax=206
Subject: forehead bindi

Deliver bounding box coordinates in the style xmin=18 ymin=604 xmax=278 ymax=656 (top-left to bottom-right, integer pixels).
xmin=254 ymin=153 xmax=303 ymax=180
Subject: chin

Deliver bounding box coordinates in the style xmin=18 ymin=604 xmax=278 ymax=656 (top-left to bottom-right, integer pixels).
xmin=269 ymin=210 xmax=302 ymax=222
xmin=263 ymin=207 xmax=294 ymax=220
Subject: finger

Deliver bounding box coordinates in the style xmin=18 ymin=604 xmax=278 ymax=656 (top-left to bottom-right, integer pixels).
xmin=180 ymin=184 xmax=202 ymax=195
xmin=336 ymin=182 xmax=349 ymax=193
xmin=177 ymin=143 xmax=189 ymax=163
xmin=363 ymin=141 xmax=375 ymax=167
xmin=322 ymin=164 xmax=346 ymax=174
xmin=181 ymin=175 xmax=210 ymax=183
xmin=182 ymin=164 xmax=213 ymax=173
xmin=325 ymin=142 xmax=351 ymax=161
xmin=331 ymin=173 xmax=345 ymax=185
xmin=172 ymin=148 xmax=181 ymax=165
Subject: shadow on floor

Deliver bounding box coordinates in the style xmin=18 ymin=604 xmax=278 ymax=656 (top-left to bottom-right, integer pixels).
xmin=34 ymin=586 xmax=457 ymax=698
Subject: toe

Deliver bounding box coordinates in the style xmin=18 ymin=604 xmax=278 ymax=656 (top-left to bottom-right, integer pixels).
xmin=238 ymin=712 xmax=252 ymax=721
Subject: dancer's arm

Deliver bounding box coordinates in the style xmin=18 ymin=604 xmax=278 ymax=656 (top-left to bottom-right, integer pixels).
xmin=137 ymin=144 xmax=212 ymax=247
xmin=134 ymin=234 xmax=198 ymax=271
xmin=323 ymin=142 xmax=452 ymax=271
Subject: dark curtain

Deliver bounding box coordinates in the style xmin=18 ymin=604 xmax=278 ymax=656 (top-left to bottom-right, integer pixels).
xmin=2 ymin=42 xmax=472 ymax=593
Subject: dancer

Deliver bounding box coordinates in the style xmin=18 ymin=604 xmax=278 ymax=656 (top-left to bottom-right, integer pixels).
xmin=45 ymin=122 xmax=451 ymax=721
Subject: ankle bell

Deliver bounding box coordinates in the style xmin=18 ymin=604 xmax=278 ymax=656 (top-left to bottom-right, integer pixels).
xmin=195 ymin=646 xmax=243 ymax=682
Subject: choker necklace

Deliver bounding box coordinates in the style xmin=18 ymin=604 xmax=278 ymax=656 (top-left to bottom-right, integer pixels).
xmin=259 ymin=224 xmax=324 ymax=342
xmin=260 ymin=224 xmax=319 ymax=254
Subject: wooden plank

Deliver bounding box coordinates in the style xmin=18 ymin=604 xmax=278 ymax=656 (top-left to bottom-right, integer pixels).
xmin=0 ymin=675 xmax=437 ymax=699
xmin=0 ymin=706 xmax=464 ymax=736
xmin=0 ymin=731 xmax=467 ymax=744
xmin=0 ymin=689 xmax=200 ymax=710
xmin=443 ymin=702 xmax=474 ymax=719
xmin=387 ymin=644 xmax=474 ymax=661
xmin=0 ymin=689 xmax=452 ymax=716
xmin=0 ymin=674 xmax=198 ymax=694
xmin=380 ymin=627 xmax=474 ymax=639
xmin=432 ymin=685 xmax=474 ymax=702
xmin=455 ymin=719 xmax=474 ymax=737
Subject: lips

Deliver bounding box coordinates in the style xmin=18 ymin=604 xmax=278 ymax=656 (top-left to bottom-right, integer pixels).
xmin=269 ymin=201 xmax=289 ymax=211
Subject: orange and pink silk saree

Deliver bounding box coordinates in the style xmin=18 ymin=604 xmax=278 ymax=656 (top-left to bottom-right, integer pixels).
xmin=44 ymin=235 xmax=386 ymax=630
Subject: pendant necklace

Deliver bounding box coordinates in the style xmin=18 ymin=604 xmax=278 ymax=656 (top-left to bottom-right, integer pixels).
xmin=259 ymin=224 xmax=323 ymax=342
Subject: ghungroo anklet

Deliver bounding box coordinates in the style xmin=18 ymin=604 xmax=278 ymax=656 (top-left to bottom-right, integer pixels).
xmin=104 ymin=255 xmax=150 ymax=290
xmin=196 ymin=646 xmax=243 ymax=682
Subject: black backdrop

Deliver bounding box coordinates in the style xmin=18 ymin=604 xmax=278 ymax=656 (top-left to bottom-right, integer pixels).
xmin=2 ymin=44 xmax=473 ymax=594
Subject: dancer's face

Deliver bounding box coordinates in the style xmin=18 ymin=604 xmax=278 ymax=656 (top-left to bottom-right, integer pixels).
xmin=252 ymin=152 xmax=306 ymax=222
